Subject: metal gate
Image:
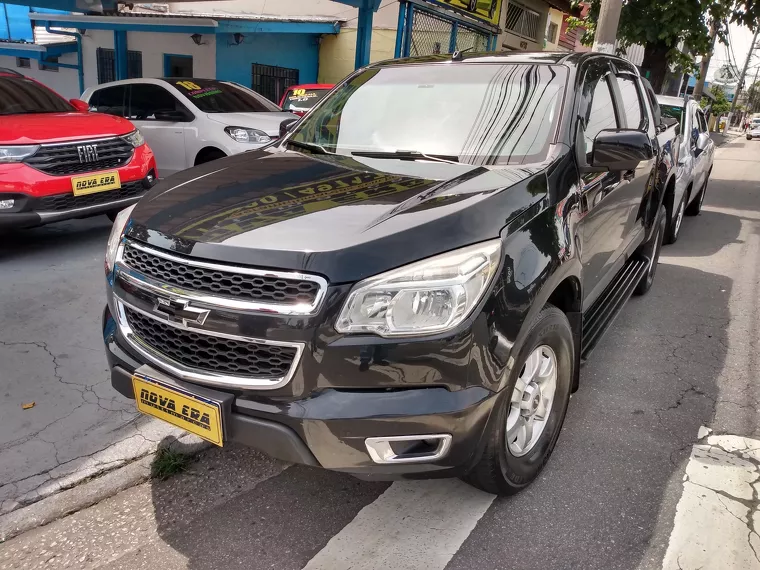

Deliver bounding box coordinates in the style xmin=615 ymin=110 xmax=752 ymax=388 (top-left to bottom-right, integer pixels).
xmin=252 ymin=63 xmax=299 ymax=103
xmin=395 ymin=0 xmax=497 ymax=58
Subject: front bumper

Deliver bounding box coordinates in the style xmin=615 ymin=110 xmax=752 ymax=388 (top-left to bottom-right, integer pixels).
xmin=103 ymin=305 xmax=500 ymax=478
xmin=0 ymin=145 xmax=157 ymax=230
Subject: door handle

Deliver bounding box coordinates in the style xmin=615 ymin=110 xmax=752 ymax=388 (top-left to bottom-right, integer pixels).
xmin=623 ymin=170 xmax=635 ymax=181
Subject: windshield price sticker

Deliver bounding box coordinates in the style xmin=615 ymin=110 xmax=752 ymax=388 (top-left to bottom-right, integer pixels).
xmin=176 ymin=81 xmax=223 ymax=99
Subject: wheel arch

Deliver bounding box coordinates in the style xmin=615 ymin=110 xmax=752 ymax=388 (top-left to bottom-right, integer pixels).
xmin=194 ymin=146 xmax=227 ymax=166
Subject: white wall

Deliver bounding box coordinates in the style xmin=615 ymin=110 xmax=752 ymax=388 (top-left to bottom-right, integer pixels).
xmin=167 ymin=0 xmax=401 ymax=29
xmin=0 ymin=52 xmax=81 ymax=99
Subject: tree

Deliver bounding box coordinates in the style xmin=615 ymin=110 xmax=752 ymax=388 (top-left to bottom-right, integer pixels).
xmin=702 ymin=84 xmax=732 ymax=115
xmin=569 ymin=0 xmax=735 ymax=93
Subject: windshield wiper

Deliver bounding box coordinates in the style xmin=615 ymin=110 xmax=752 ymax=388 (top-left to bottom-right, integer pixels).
xmin=351 ymin=150 xmax=459 ymax=163
xmin=286 ymin=140 xmax=331 ymax=155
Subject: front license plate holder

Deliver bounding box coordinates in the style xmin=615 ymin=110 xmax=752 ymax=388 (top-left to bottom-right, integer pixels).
xmin=131 ymin=366 xmax=233 ymax=447
xmin=71 ymin=170 xmax=121 ymax=196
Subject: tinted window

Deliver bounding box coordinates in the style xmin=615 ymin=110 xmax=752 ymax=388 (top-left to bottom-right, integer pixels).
xmin=128 ymin=83 xmax=189 ymax=121
xmin=660 ymin=104 xmax=683 ymax=126
xmin=290 ymin=64 xmax=568 ymax=165
xmin=89 ymin=85 xmax=127 ymax=117
xmin=0 ymin=76 xmax=73 ymax=115
xmin=166 ymin=55 xmax=193 ymax=78
xmin=583 ymin=77 xmax=618 ymax=156
xmin=697 ymin=110 xmax=708 ymax=133
xmin=281 ymin=88 xmax=330 ymax=112
xmin=172 ymin=79 xmax=280 ymax=113
xmin=617 ymin=76 xmax=644 ymax=129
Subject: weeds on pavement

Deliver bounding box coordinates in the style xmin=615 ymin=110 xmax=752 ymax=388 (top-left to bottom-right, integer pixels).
xmin=151 ymin=448 xmax=191 ymax=480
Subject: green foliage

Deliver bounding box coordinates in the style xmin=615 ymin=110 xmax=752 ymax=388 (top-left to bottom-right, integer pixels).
xmin=151 ymin=448 xmax=191 ymax=480
xmin=705 ymin=84 xmax=732 ymax=114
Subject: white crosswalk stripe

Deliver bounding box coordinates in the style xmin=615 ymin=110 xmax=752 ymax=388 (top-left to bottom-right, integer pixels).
xmin=302 ymin=478 xmax=496 ymax=570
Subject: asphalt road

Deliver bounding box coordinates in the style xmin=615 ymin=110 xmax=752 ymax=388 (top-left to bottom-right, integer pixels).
xmin=1 ymin=135 xmax=759 ymax=569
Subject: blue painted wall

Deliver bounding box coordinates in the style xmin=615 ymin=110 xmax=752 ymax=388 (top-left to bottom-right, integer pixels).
xmin=215 ymin=32 xmax=319 ymax=90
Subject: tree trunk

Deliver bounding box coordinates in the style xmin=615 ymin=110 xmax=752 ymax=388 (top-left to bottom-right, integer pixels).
xmin=693 ymin=20 xmax=717 ymax=102
xmin=641 ymin=42 xmax=671 ymax=94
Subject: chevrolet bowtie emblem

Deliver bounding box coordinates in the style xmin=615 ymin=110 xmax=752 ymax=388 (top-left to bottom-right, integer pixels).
xmin=154 ymin=297 xmax=210 ymax=327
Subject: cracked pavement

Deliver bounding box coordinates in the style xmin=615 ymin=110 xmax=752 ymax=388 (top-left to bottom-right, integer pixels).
xmin=0 ymin=218 xmax=198 ymax=516
xmin=0 ymin=136 xmax=758 ymax=569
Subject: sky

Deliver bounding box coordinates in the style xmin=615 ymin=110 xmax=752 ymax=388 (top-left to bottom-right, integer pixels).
xmin=706 ymin=22 xmax=760 ymax=83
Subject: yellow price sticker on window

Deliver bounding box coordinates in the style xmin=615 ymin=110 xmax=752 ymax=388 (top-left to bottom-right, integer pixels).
xmin=292 ymin=88 xmax=307 ymax=97
xmin=177 ymin=81 xmax=202 ymax=90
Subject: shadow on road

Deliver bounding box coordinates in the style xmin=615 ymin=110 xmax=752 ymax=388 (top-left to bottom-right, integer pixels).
xmin=0 ymin=217 xmax=111 ymax=262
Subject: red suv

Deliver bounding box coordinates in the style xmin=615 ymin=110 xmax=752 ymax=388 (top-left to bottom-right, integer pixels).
xmin=0 ymin=69 xmax=158 ymax=230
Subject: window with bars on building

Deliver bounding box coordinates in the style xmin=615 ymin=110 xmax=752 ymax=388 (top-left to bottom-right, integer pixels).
xmin=16 ymin=57 xmax=30 ymax=69
xmin=96 ymin=48 xmax=143 ymax=84
xmin=546 ymin=22 xmax=558 ymax=44
xmin=251 ymin=63 xmax=299 ymax=103
xmin=505 ymin=2 xmax=541 ymax=41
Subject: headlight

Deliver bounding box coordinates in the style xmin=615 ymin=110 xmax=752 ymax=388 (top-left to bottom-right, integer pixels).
xmin=336 ymin=240 xmax=502 ymax=337
xmin=121 ymin=130 xmax=145 ymax=148
xmin=0 ymin=145 xmax=40 ymax=163
xmin=225 ymin=126 xmax=271 ymax=144
xmin=105 ymin=205 xmax=135 ymax=275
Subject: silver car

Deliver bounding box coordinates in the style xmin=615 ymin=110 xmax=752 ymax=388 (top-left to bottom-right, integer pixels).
xmin=657 ymin=95 xmax=714 ymax=243
xmin=746 ymin=118 xmax=760 ymax=139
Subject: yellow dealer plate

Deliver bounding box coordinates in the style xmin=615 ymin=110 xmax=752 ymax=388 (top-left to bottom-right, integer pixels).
xmin=132 ymin=374 xmax=224 ymax=446
xmin=71 ymin=170 xmax=121 ymax=196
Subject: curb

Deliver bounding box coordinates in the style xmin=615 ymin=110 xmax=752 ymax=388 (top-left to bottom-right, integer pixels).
xmin=0 ymin=436 xmax=210 ymax=542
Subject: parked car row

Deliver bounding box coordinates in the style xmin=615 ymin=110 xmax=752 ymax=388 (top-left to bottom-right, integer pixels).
xmin=1 ymin=68 xmax=330 ymax=230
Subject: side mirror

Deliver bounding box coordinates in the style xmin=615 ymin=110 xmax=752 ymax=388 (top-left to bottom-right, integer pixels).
xmin=70 ymin=99 xmax=90 ymax=112
xmin=695 ymin=132 xmax=710 ymax=155
xmin=588 ymin=129 xmax=654 ymax=172
xmin=279 ymin=118 xmax=298 ymax=138
xmin=154 ymin=110 xmax=191 ymax=122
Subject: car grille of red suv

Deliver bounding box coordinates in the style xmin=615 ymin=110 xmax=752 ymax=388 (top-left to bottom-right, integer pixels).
xmin=24 ymin=137 xmax=134 ymax=176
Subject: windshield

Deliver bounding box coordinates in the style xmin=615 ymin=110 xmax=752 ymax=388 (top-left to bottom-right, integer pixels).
xmin=281 ymin=87 xmax=331 ymax=112
xmin=289 ymin=64 xmax=567 ymax=165
xmin=0 ymin=76 xmax=74 ymax=116
xmin=172 ymin=79 xmax=281 ymax=113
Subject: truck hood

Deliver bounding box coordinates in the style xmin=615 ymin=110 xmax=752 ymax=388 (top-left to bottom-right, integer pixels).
xmin=0 ymin=112 xmax=135 ymax=145
xmin=129 ymin=149 xmax=548 ymax=282
xmin=205 ymin=112 xmax=298 ymax=136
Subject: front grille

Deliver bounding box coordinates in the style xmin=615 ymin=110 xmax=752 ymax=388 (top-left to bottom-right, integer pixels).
xmin=125 ymin=307 xmax=297 ymax=378
xmin=34 ymin=181 xmax=146 ymax=212
xmin=122 ymin=244 xmax=321 ymax=305
xmin=24 ymin=137 xmax=134 ymax=176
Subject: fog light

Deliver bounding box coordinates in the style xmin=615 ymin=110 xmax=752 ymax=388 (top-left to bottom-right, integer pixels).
xmin=0 ymin=199 xmax=14 ymax=210
xmin=147 ymin=173 xmax=155 ymax=184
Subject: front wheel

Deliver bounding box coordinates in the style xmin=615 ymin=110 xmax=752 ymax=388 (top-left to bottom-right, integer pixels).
xmin=634 ymin=204 xmax=666 ymax=296
xmin=464 ymin=305 xmax=574 ymax=495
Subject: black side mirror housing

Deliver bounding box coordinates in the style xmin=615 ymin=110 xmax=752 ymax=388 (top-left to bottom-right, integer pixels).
xmin=279 ymin=118 xmax=298 ymax=138
xmin=586 ymin=129 xmax=654 ymax=172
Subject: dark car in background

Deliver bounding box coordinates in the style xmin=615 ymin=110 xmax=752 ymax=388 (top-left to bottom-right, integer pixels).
xmin=102 ymin=52 xmax=677 ymax=495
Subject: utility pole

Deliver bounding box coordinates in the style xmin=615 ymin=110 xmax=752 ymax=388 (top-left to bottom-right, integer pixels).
xmin=725 ymin=26 xmax=760 ymax=133
xmin=693 ymin=20 xmax=717 ymax=102
xmin=748 ymin=65 xmax=760 ymax=113
xmin=592 ymin=0 xmax=623 ymax=54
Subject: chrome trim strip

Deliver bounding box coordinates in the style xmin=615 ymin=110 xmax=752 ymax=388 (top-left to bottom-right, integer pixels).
xmin=118 ymin=240 xmax=328 ymax=316
xmin=364 ymin=434 xmax=453 ymax=464
xmin=114 ymin=298 xmax=305 ymax=390
xmin=35 ymin=135 xmax=128 ymax=148
xmin=37 ymin=195 xmax=144 ymax=221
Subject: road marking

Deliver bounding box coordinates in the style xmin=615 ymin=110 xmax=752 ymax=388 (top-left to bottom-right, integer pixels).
xmin=662 ymin=434 xmax=760 ymax=569
xmin=302 ymin=479 xmax=496 ymax=570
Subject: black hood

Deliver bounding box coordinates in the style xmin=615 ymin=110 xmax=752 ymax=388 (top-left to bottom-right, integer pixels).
xmin=128 ymin=148 xmax=548 ymax=283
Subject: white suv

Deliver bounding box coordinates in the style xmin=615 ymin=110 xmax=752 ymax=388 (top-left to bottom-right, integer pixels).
xmin=82 ymin=78 xmax=296 ymax=178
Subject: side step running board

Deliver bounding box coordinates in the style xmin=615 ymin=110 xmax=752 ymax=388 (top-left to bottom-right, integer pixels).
xmin=581 ymin=257 xmax=649 ymax=361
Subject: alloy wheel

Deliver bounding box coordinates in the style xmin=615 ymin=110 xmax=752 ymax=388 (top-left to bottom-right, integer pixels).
xmin=674 ymin=199 xmax=685 ymax=237
xmin=507 ymin=345 xmax=558 ymax=457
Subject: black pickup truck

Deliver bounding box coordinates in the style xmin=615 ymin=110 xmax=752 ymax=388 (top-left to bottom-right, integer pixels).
xmin=103 ymin=52 xmax=678 ymax=495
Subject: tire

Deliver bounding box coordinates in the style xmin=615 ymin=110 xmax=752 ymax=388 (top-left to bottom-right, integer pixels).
xmin=664 ymin=191 xmax=687 ymax=245
xmin=747 ymin=135 xmax=752 ymax=140
xmin=464 ymin=305 xmax=574 ymax=495
xmin=195 ymin=149 xmax=226 ymax=166
xmin=685 ymin=176 xmax=708 ymax=216
xmin=634 ymin=204 xmax=666 ymax=296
